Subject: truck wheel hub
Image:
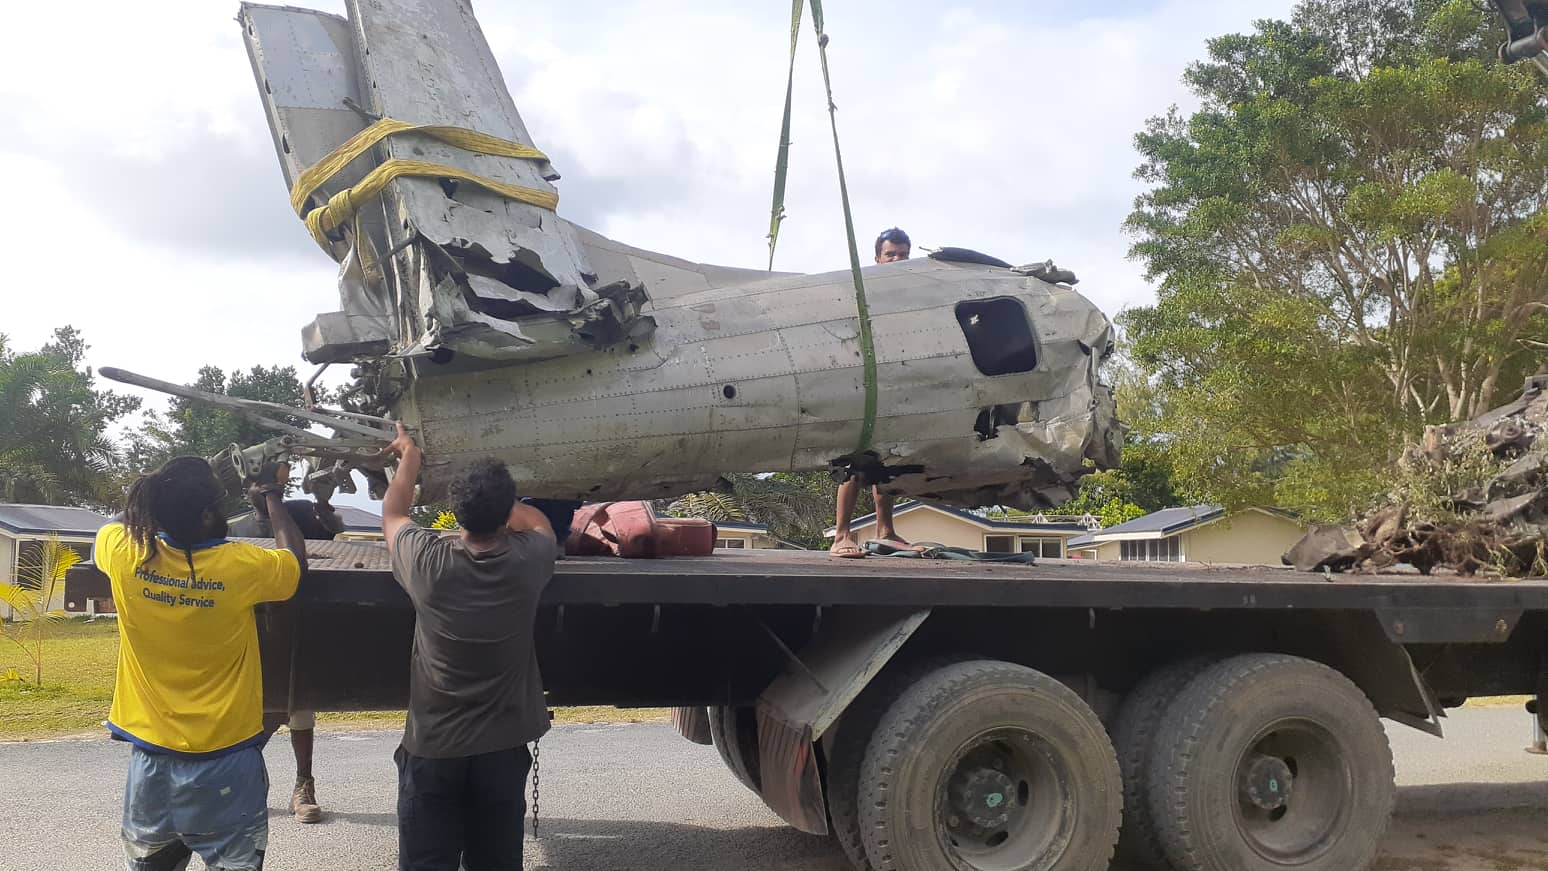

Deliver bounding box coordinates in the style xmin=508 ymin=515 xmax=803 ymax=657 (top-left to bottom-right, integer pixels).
xmin=1240 ymin=753 xmax=1295 ymax=811
xmin=949 ymin=767 xmax=1017 ymax=829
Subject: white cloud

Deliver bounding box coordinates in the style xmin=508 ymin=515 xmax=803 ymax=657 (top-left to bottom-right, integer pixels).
xmin=0 ymin=0 xmax=1294 ymax=513
xmin=0 ymin=147 xmax=337 ymax=393
xmin=0 ymin=2 xmax=274 ymax=152
xmin=485 ymin=0 xmax=1295 ymax=318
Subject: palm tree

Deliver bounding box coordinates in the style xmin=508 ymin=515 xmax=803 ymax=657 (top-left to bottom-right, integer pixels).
xmin=667 ymin=472 xmax=872 ymax=549
xmin=0 ymin=536 xmax=82 ymax=685
xmin=664 ymin=491 xmax=748 ymax=523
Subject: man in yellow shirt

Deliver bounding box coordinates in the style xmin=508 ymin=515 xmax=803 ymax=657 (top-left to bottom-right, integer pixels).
xmin=96 ymin=456 xmax=307 ymax=871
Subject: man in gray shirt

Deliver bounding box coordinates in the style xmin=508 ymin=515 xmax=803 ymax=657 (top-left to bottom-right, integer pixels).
xmin=381 ymin=423 xmax=557 ymax=870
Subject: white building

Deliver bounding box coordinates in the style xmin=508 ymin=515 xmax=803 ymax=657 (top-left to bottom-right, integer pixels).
xmin=0 ymin=504 xmax=111 ymax=619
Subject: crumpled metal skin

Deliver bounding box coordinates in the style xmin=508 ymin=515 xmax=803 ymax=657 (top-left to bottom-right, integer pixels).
xmin=397 ymin=251 xmax=1120 ymax=509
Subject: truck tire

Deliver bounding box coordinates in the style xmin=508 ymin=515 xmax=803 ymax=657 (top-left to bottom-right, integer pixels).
xmin=828 ymin=712 xmax=878 ymax=871
xmin=1147 ymin=653 xmax=1395 ymax=871
xmin=829 ymin=656 xmax=969 ymax=871
xmin=859 ymin=660 xmax=1122 ymax=871
xmin=1111 ymin=657 xmax=1216 ymax=870
xmin=709 ymin=705 xmax=761 ymax=794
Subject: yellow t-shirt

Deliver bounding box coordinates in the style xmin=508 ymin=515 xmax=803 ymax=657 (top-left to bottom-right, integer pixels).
xmin=96 ymin=522 xmax=301 ymax=755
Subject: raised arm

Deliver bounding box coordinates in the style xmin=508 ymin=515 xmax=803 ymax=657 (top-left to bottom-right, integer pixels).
xmin=265 ymin=490 xmax=309 ymax=575
xmin=383 ymin=422 xmax=421 ymax=553
xmin=247 ymin=466 xmax=307 ymax=575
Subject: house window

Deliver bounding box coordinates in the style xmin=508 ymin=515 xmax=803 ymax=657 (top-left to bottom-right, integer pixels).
xmin=1119 ymin=537 xmax=1181 ymax=562
xmin=955 ymin=298 xmax=1038 ymax=376
xmin=1019 ymin=537 xmax=1064 ymax=558
xmin=984 ymin=535 xmax=1063 ymax=557
xmin=716 ymin=538 xmax=746 ymax=549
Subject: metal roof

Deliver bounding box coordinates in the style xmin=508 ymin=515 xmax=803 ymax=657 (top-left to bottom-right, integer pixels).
xmin=331 ymin=505 xmax=383 ymax=532
xmin=0 ymin=504 xmax=112 ymax=537
xmin=1069 ymin=506 xmax=1222 ymax=549
xmin=1096 ymin=505 xmax=1226 ymax=538
xmin=830 ymin=501 xmax=1092 ymax=537
xmin=228 ymin=503 xmax=383 ymax=534
xmin=1056 ymin=505 xmax=1306 ymax=550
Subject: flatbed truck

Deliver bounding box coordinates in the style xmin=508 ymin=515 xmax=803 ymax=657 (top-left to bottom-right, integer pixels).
xmin=66 ymin=543 xmax=1548 ymax=871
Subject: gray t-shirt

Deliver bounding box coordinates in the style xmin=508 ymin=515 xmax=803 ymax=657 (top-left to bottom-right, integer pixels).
xmin=390 ymin=524 xmax=556 ymax=758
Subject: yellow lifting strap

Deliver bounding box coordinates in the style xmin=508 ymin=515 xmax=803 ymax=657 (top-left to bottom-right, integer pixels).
xmin=289 ymin=118 xmax=558 ymax=247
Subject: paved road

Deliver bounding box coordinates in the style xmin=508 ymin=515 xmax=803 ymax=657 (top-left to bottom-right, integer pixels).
xmin=3 ymin=708 xmax=1548 ymax=870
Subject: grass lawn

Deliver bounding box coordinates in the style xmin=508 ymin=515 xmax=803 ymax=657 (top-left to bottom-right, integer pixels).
xmin=0 ymin=618 xmax=665 ymax=741
xmin=1 ymin=618 xmax=120 ymax=738
xmin=1463 ymin=694 xmax=1532 ymax=709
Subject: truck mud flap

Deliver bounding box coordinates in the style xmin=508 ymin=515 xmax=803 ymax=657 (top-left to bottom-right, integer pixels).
xmin=752 ymin=711 xmax=828 ymax=834
xmin=753 ymin=606 xmax=931 ymax=834
xmin=671 ymin=706 xmax=713 ymax=745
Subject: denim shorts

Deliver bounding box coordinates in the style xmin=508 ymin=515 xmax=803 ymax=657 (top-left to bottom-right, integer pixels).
xmin=122 ymin=745 xmax=269 ymax=871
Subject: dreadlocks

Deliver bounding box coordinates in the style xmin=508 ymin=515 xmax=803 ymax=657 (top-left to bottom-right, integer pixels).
xmin=122 ymin=456 xmax=227 ymax=581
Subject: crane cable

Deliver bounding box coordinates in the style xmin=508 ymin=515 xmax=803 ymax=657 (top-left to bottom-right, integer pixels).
xmin=767 ymin=0 xmax=879 ymax=455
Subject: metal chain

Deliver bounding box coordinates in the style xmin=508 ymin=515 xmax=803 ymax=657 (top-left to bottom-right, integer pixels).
xmin=530 ymin=739 xmax=541 ymax=838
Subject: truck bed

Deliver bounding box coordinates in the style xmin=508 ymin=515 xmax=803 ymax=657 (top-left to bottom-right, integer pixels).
xmin=274 ymin=539 xmax=1548 ymax=613
xmin=63 ymin=539 xmax=1548 ymax=714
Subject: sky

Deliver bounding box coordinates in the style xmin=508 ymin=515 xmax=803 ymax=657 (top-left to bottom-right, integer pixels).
xmin=0 ymin=0 xmax=1296 ymax=511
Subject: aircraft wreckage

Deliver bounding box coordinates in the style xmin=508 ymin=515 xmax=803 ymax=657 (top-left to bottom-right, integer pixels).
xmin=109 ymin=0 xmax=1122 ymax=509
xmin=1286 ymin=375 xmax=1548 ymax=578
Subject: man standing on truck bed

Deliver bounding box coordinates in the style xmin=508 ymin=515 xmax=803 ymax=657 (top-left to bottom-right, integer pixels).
xmin=230 ymin=498 xmax=344 ymax=824
xmin=381 ymin=423 xmax=558 ymax=870
xmin=831 ymin=227 xmax=921 ymax=559
xmin=97 ymin=457 xmax=307 ymax=871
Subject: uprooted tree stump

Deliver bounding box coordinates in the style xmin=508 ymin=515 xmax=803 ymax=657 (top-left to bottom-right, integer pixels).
xmin=1285 ymin=375 xmax=1548 ymax=577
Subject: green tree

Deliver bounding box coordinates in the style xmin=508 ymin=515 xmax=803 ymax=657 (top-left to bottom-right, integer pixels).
xmin=0 ymin=328 xmax=140 ymax=507
xmin=126 ymin=364 xmax=324 ymax=470
xmin=1059 ymin=439 xmax=1183 ymax=517
xmin=1123 ymin=0 xmax=1548 ymax=521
